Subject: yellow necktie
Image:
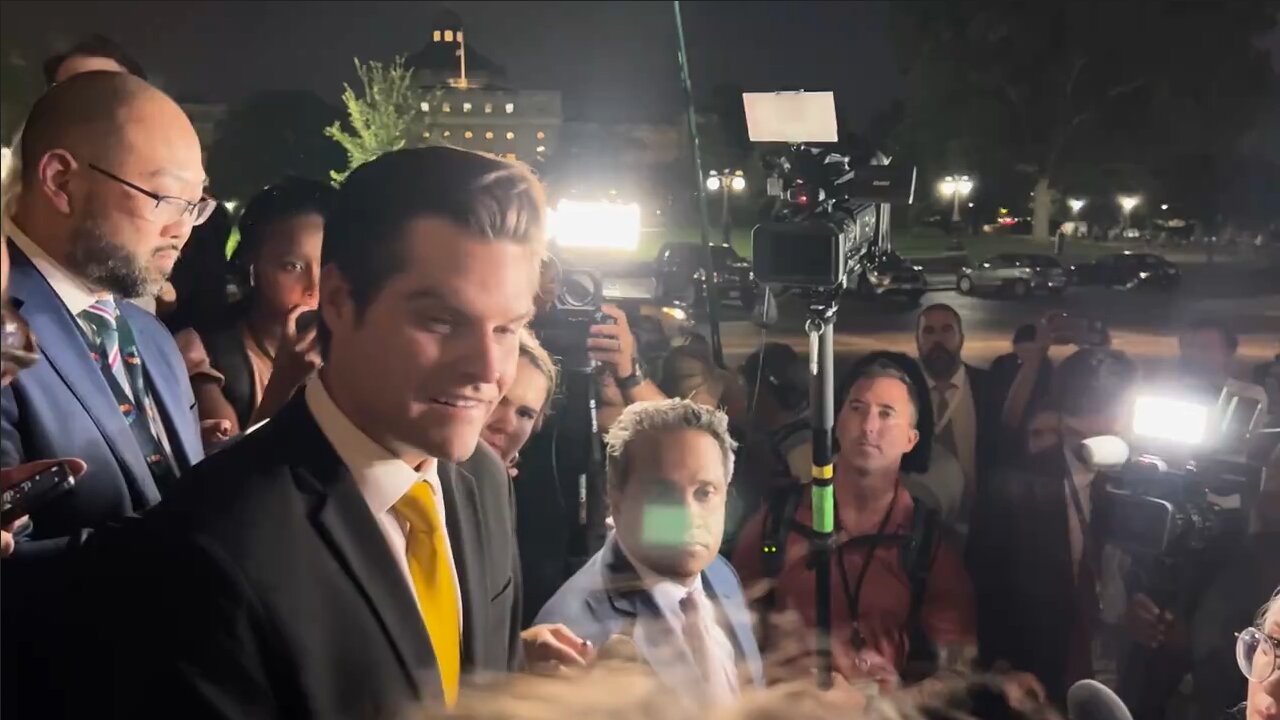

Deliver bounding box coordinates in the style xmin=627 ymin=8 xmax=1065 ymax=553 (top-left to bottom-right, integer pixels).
xmin=393 ymin=481 xmax=461 ymax=706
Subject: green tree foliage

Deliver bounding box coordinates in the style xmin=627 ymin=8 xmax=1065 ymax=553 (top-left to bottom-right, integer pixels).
xmin=208 ymin=90 xmax=345 ymax=202
xmin=325 ymin=56 xmax=421 ymax=185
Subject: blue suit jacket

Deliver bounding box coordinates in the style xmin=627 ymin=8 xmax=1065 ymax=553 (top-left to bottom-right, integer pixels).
xmin=0 ymin=244 xmax=203 ymax=561
xmin=536 ymin=535 xmax=764 ymax=694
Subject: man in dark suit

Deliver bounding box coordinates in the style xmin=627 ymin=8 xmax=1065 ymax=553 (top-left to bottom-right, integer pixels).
xmin=537 ymin=399 xmax=764 ymax=705
xmin=88 ymin=147 xmax=570 ymax=718
xmin=1 ymin=71 xmax=207 ymax=560
xmin=967 ymin=347 xmax=1138 ymax=707
xmin=914 ymin=304 xmax=1003 ymax=524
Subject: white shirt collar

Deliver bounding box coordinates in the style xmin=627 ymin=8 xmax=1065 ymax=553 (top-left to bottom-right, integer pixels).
xmin=3 ymin=215 xmax=106 ymax=315
xmin=615 ymin=532 xmax=704 ymax=603
xmin=304 ymin=376 xmax=438 ymax=518
xmin=1064 ymin=444 xmax=1096 ymax=490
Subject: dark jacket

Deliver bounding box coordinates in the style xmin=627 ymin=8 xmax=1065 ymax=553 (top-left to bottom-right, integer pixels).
xmin=82 ymin=395 xmax=523 ymax=719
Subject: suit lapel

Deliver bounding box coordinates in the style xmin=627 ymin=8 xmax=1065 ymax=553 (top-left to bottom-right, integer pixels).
xmin=121 ymin=302 xmax=200 ymax=471
xmin=289 ymin=400 xmax=437 ymax=701
xmin=702 ymin=560 xmax=763 ymax=686
xmin=8 ymin=246 xmax=160 ymax=508
xmin=439 ymin=461 xmax=487 ymax=667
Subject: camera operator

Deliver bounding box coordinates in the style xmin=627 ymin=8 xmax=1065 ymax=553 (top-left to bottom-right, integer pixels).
xmin=515 ymin=301 xmax=667 ymax=625
xmin=968 ymin=346 xmax=1138 ymax=708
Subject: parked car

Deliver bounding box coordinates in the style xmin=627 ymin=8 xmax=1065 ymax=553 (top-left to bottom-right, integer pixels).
xmin=654 ymin=242 xmax=757 ymax=310
xmin=1069 ymin=252 xmax=1180 ymax=290
xmin=851 ymin=251 xmax=928 ymax=304
xmin=956 ymin=253 xmax=1069 ymax=298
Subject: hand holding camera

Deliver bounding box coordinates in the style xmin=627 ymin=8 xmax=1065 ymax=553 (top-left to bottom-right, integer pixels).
xmin=586 ymin=304 xmax=636 ymax=379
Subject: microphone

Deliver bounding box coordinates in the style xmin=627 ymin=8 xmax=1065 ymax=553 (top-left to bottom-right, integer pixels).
xmin=1067 ymin=679 xmax=1134 ymax=720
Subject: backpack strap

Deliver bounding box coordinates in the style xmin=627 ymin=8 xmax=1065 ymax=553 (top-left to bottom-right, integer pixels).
xmin=900 ymin=497 xmax=942 ymax=678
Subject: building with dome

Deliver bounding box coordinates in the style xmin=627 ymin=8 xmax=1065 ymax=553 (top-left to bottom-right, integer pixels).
xmin=407 ymin=9 xmax=561 ymax=165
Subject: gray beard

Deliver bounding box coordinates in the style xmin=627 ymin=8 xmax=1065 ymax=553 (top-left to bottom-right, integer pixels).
xmin=67 ymin=219 xmax=158 ymax=299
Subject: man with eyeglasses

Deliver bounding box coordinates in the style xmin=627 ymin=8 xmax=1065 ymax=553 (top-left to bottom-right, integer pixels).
xmin=1 ymin=70 xmax=209 ymax=556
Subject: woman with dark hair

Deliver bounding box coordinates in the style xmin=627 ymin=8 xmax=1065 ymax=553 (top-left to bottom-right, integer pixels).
xmin=189 ymin=178 xmax=333 ymax=433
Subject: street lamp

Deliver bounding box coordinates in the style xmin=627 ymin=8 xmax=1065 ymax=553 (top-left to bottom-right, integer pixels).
xmin=1118 ymin=195 xmax=1140 ymax=229
xmin=937 ymin=174 xmax=973 ymax=224
xmin=1068 ymin=198 xmax=1086 ymax=215
xmin=1160 ymin=203 xmax=1169 ymax=211
xmin=706 ymin=170 xmax=746 ymax=246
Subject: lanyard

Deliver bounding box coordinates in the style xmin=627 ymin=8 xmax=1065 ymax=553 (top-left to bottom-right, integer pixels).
xmin=834 ymin=481 xmax=901 ymax=651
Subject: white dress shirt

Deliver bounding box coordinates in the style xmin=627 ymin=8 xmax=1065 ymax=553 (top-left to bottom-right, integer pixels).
xmin=617 ymin=537 xmax=738 ymax=702
xmin=304 ymin=377 xmax=463 ymax=626
xmin=929 ymin=363 xmax=977 ymax=487
xmin=5 ymin=216 xmax=177 ymax=461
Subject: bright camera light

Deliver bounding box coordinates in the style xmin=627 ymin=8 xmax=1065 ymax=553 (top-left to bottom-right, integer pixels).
xmin=1131 ymin=395 xmax=1209 ymax=445
xmin=729 ymin=175 xmax=747 ymax=192
xmin=547 ymin=200 xmax=642 ymax=251
xmin=706 ymin=176 xmax=723 ymax=192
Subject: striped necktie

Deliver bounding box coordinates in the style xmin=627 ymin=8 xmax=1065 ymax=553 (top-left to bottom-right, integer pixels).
xmin=80 ymin=298 xmax=131 ymax=397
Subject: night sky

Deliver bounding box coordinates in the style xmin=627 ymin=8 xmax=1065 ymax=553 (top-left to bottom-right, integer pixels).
xmin=0 ymin=1 xmax=903 ymax=127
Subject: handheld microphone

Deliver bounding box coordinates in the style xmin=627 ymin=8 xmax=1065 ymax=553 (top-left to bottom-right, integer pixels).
xmin=1067 ymin=679 xmax=1134 ymax=720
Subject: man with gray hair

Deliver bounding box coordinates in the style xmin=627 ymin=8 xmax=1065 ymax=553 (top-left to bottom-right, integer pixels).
xmin=535 ymin=398 xmax=764 ymax=706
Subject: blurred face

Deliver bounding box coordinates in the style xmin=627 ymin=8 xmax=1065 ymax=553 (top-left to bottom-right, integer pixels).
xmin=917 ymin=308 xmax=964 ymax=379
xmin=611 ymin=428 xmax=728 ymax=581
xmin=1179 ymin=328 xmax=1233 ymax=382
xmin=836 ymin=376 xmax=920 ymax=475
xmin=252 ymin=213 xmax=323 ymax=317
xmin=321 ymin=218 xmax=539 ymax=464
xmin=53 ymin=54 xmax=128 ymax=84
xmin=43 ymin=94 xmax=205 ymax=298
xmin=480 ymin=356 xmax=550 ymax=466
xmin=1247 ymin=606 xmax=1280 ymax=720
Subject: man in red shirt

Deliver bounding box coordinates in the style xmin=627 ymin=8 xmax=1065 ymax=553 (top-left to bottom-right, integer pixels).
xmin=733 ymin=353 xmax=976 ymax=687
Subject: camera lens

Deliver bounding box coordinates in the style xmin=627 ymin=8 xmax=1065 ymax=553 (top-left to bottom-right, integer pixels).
xmin=558 ymin=270 xmax=600 ymax=309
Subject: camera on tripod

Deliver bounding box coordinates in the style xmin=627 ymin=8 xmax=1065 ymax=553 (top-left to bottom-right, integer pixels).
xmin=1091 ymin=384 xmax=1268 ymax=556
xmin=743 ymin=92 xmax=917 ymax=291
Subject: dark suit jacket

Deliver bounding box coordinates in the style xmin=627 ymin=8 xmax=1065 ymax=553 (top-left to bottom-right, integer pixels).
xmin=0 ymin=244 xmax=204 ymax=560
xmin=963 ymin=362 xmax=1005 ymax=479
xmin=966 ymin=448 xmax=1090 ymax=706
xmin=535 ymin=535 xmax=764 ymax=696
xmin=83 ymin=395 xmax=522 ymax=719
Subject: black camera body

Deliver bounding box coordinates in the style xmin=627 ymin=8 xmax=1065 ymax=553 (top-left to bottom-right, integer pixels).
xmin=751 ymin=145 xmax=916 ymax=289
xmin=1100 ymin=454 xmax=1262 ymax=557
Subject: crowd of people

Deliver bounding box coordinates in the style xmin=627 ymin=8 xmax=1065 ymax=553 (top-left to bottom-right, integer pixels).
xmin=1 ymin=34 xmax=1278 ymax=720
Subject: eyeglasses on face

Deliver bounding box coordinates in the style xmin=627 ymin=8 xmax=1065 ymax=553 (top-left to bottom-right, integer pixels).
xmin=88 ymin=163 xmax=216 ymax=226
xmin=1237 ymin=626 xmax=1279 ymax=683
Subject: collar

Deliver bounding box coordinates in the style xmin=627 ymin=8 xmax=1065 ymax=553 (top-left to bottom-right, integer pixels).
xmin=928 ymin=362 xmax=967 ymax=391
xmin=4 ymin=215 xmax=106 ymax=315
xmin=612 ymin=533 xmax=706 ymax=618
xmin=304 ymin=377 xmax=438 ymax=518
xmin=1063 ymin=443 xmax=1096 ymax=489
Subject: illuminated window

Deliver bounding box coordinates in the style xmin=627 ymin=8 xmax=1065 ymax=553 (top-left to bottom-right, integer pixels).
xmin=484 ymin=103 xmax=493 ymax=114
xmin=444 ymin=30 xmax=454 ymax=42
xmin=536 ymin=145 xmax=546 ymax=153
xmin=443 ymin=130 xmax=452 ymax=138
xmin=501 ymin=153 xmax=518 ymax=161
xmin=420 ymin=102 xmax=431 ymax=112
xmin=424 ymin=131 xmax=432 ymax=139
xmin=506 ymin=131 xmax=515 ymax=140
xmin=505 ymin=102 xmax=515 ymax=114
xmin=433 ymin=30 xmax=442 ymax=42
xmin=485 ymin=131 xmax=494 ymax=140
xmin=464 ymin=130 xmax=474 ymax=139
xmin=442 ymin=102 xmax=451 ymax=113
xmin=536 ymin=131 xmax=546 ymax=140
xmin=462 ymin=102 xmax=472 ymax=113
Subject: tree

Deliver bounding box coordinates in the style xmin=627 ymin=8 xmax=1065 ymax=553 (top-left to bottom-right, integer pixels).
xmin=888 ymin=1 xmax=1278 ymax=239
xmin=207 ymin=90 xmax=345 ymax=202
xmin=325 ymin=56 xmax=421 ymax=184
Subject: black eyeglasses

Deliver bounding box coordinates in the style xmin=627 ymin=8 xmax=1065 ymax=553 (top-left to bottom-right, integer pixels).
xmin=1237 ymin=626 xmax=1279 ymax=683
xmin=88 ymin=163 xmax=216 ymax=226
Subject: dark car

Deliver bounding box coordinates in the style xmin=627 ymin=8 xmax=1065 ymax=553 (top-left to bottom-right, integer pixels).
xmin=956 ymin=252 xmax=1069 ymax=298
xmin=1069 ymin=252 xmax=1180 ymax=290
xmin=851 ymin=251 xmax=928 ymax=305
xmin=654 ymin=242 xmax=757 ymax=310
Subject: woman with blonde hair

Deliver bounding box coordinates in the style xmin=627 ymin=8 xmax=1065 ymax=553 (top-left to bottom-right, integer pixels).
xmin=481 ymin=329 xmax=559 ymax=478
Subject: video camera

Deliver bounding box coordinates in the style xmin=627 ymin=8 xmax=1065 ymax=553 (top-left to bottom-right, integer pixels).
xmin=744 ymin=93 xmax=916 ymax=291
xmin=1093 ymin=385 xmax=1268 ymax=557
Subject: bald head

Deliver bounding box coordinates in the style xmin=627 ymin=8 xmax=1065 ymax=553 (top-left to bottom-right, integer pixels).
xmin=20 ymin=71 xmax=161 ymax=183
xmin=15 ymin=71 xmax=206 ymax=299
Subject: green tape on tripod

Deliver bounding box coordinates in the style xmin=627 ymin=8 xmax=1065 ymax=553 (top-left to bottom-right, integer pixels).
xmin=812 ymin=484 xmax=835 ymax=534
